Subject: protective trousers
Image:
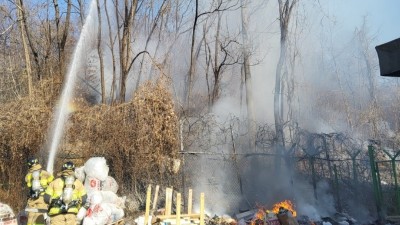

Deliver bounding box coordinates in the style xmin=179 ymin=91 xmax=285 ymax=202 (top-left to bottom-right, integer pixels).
xmin=49 ymin=214 xmax=77 ymax=225
xmin=27 ymin=196 xmax=47 ymax=225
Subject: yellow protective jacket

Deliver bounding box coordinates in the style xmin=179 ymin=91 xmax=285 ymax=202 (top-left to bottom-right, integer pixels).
xmin=44 ymin=170 xmax=87 ymax=216
xmin=25 ymin=164 xmax=54 ymax=195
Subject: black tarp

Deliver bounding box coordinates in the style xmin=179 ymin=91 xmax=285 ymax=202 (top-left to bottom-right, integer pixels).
xmin=375 ymin=38 xmax=400 ymax=77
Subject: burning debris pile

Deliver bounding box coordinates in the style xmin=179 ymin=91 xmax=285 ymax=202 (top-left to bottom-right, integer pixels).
xmin=135 ymin=197 xmax=302 ymax=225
xmin=204 ymin=200 xmax=361 ymax=225
xmin=234 ymin=201 xmax=298 ymax=225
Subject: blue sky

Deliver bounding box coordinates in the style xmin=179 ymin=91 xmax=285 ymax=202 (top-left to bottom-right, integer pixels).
xmin=328 ymin=0 xmax=400 ymax=45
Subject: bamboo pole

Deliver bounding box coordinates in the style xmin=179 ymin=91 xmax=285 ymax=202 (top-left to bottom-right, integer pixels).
xmin=176 ymin=193 xmax=181 ymax=225
xmin=188 ymin=189 xmax=193 ymax=215
xmin=144 ymin=185 xmax=152 ymax=225
xmin=152 ymin=185 xmax=160 ymax=210
xmin=200 ymin=193 xmax=204 ymax=225
xmin=165 ymin=188 xmax=173 ymax=215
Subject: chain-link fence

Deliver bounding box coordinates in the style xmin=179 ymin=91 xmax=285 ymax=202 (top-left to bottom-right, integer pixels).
xmin=177 ymin=116 xmax=392 ymax=220
xmin=179 ymin=150 xmax=377 ymax=218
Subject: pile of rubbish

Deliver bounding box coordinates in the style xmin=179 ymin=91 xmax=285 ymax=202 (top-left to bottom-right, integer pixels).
xmin=234 ymin=207 xmax=297 ymax=225
xmin=75 ymin=157 xmax=125 ymax=225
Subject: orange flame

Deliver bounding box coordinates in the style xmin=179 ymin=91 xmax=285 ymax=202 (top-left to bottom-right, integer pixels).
xmin=272 ymin=200 xmax=297 ymax=217
xmin=254 ymin=208 xmax=265 ymax=220
xmin=250 ymin=208 xmax=266 ymax=225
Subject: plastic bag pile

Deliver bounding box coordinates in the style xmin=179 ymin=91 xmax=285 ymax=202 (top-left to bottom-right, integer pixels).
xmin=75 ymin=157 xmax=125 ymax=225
xmin=0 ymin=202 xmax=15 ymax=218
xmin=0 ymin=202 xmax=17 ymax=225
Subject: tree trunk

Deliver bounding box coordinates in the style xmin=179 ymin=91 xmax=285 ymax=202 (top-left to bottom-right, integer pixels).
xmin=241 ymin=0 xmax=256 ymax=151
xmin=105 ymin=0 xmax=117 ymax=104
xmin=136 ymin=0 xmax=168 ymax=90
xmin=274 ymin=0 xmax=297 ymax=170
xmin=185 ymin=0 xmax=198 ymax=109
xmin=211 ymin=11 xmax=221 ymax=105
xmin=53 ymin=0 xmax=72 ymax=75
xmin=17 ymin=0 xmax=42 ymax=80
xmin=118 ymin=0 xmax=139 ymax=102
xmin=16 ymin=0 xmax=32 ymax=97
xmin=96 ymin=0 xmax=105 ymax=104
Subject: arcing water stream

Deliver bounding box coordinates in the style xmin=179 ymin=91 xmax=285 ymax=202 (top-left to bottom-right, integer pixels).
xmin=46 ymin=0 xmax=97 ymax=174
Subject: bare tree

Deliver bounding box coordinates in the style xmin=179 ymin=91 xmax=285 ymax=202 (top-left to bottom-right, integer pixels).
xmin=184 ymin=0 xmax=199 ymax=109
xmin=184 ymin=0 xmax=240 ymax=110
xmin=274 ymin=0 xmax=297 ymax=169
xmin=275 ymin=0 xmax=297 ymax=144
xmin=53 ymin=0 xmax=72 ymax=74
xmin=104 ymin=0 xmax=117 ymax=104
xmin=135 ymin=0 xmax=168 ymax=90
xmin=241 ymin=0 xmax=256 ymax=150
xmin=356 ymin=18 xmax=380 ymax=139
xmin=96 ymin=0 xmax=105 ymax=103
xmin=15 ymin=0 xmax=32 ymax=96
xmin=117 ymin=0 xmax=139 ymax=102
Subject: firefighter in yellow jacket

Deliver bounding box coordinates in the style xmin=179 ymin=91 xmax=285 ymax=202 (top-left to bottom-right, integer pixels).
xmin=25 ymin=157 xmax=54 ymax=225
xmin=44 ymin=161 xmax=87 ymax=225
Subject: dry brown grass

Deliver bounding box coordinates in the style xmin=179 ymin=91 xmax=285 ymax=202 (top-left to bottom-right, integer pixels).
xmin=0 ymin=77 xmax=180 ymax=213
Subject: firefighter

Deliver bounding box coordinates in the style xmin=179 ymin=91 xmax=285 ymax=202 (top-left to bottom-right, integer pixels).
xmin=44 ymin=161 xmax=87 ymax=225
xmin=25 ymin=157 xmax=54 ymax=225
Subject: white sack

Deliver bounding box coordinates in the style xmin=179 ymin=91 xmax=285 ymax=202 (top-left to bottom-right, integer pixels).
xmin=84 ymin=157 xmax=109 ymax=181
xmin=84 ymin=176 xmax=102 ymax=194
xmin=0 ymin=202 xmax=15 ymax=217
xmin=76 ymin=207 xmax=87 ymax=222
xmin=88 ymin=191 xmax=125 ymax=208
xmin=83 ymin=203 xmax=124 ymax=225
xmin=88 ymin=191 xmax=103 ymax=206
xmin=83 ymin=204 xmax=112 ymax=225
xmin=84 ymin=176 xmax=119 ymax=195
xmin=101 ymin=176 xmax=119 ymax=193
xmin=75 ymin=166 xmax=86 ymax=182
xmin=82 ymin=216 xmax=97 ymax=225
xmin=134 ymin=215 xmax=152 ymax=225
xmin=103 ymin=203 xmax=124 ymax=221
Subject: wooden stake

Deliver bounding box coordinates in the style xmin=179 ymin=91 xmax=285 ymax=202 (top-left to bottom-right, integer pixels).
xmin=176 ymin=193 xmax=181 ymax=225
xmin=144 ymin=185 xmax=152 ymax=225
xmin=165 ymin=187 xmax=173 ymax=215
xmin=152 ymin=185 xmax=160 ymax=210
xmin=188 ymin=189 xmax=193 ymax=215
xmin=200 ymin=193 xmax=205 ymax=225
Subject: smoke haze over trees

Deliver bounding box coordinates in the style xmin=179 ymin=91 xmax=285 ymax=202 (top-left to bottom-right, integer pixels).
xmin=1 ymin=0 xmax=400 ymax=222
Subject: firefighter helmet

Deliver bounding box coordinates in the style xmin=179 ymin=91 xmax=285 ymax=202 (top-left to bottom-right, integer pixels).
xmin=27 ymin=157 xmax=39 ymax=168
xmin=62 ymin=161 xmax=75 ymax=171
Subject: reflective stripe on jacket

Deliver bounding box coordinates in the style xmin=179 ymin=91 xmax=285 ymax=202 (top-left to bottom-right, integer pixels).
xmin=45 ymin=177 xmax=86 ymax=216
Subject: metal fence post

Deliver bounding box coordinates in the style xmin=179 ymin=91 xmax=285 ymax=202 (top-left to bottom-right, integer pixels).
xmin=333 ymin=164 xmax=342 ymax=212
xmin=351 ymin=150 xmax=361 ymax=184
xmin=368 ymin=145 xmax=384 ymax=221
xmin=309 ymin=156 xmax=317 ymax=200
xmin=382 ymin=149 xmax=400 ymax=214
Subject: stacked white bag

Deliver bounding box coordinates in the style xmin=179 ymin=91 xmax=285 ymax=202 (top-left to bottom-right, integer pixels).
xmin=0 ymin=202 xmax=17 ymax=225
xmin=75 ymin=157 xmax=125 ymax=225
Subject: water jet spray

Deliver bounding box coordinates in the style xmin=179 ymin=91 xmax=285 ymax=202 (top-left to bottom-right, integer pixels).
xmin=46 ymin=0 xmax=98 ymax=174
